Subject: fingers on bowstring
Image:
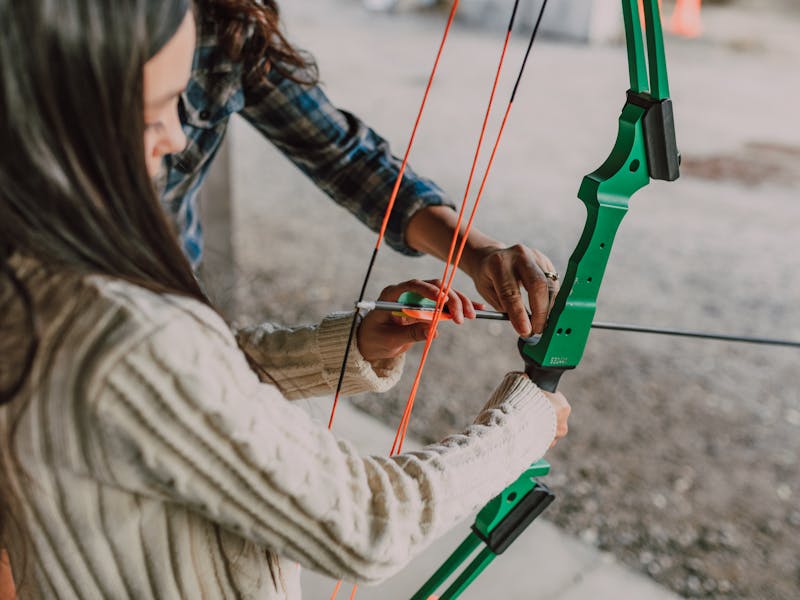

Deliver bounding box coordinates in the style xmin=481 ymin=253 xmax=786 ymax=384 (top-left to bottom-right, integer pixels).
xmin=416 ymin=278 xmax=464 ymax=324
xmin=453 ymin=288 xmax=477 ymax=320
xmin=406 ymin=322 xmax=435 ymax=344
xmin=423 ymin=277 xmax=480 ymax=322
xmin=379 ymin=278 xmax=442 ymax=303
xmin=436 ymin=283 xmax=466 ymax=324
xmin=380 ymin=278 xmax=472 ymax=325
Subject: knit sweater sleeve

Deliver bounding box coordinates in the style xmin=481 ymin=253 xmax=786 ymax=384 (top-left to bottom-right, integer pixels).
xmin=89 ymin=310 xmax=557 ymax=584
xmin=234 ymin=312 xmax=403 ymax=400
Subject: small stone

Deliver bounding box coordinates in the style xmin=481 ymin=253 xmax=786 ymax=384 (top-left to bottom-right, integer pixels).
xmin=652 ymin=493 xmax=668 ymax=509
xmin=785 ymin=408 xmax=800 ymax=426
xmin=674 ymin=476 xmax=693 ymax=494
xmin=678 ymin=527 xmax=699 ymax=548
xmin=649 ymin=524 xmax=669 ymax=544
xmin=766 ymin=518 xmax=783 ymax=534
xmin=686 ymin=557 xmax=705 ymax=573
xmin=672 ymin=465 xmax=695 ymax=491
xmin=702 ymin=528 xmax=723 ymax=548
xmin=617 ymin=530 xmax=637 ymax=546
xmin=600 ymin=552 xmax=616 ymax=565
xmin=777 ymin=484 xmax=792 ymax=501
xmin=580 ymin=527 xmax=598 ymax=545
xmin=720 ymin=522 xmax=740 ymax=549
xmin=686 ymin=575 xmax=703 ymax=595
xmin=789 ymin=511 xmax=800 ymax=526
xmin=718 ymin=579 xmax=733 ymax=593
xmin=584 ymin=498 xmax=599 ymax=514
xmin=639 ymin=550 xmax=654 ymax=565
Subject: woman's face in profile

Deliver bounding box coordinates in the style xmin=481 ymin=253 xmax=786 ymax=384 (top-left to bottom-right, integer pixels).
xmin=142 ymin=11 xmax=196 ymax=177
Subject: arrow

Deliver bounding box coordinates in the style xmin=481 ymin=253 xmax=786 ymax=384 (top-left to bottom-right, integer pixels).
xmin=357 ymin=300 xmax=800 ymax=348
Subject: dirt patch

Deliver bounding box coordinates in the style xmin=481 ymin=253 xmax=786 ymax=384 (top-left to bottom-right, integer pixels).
xmin=681 ymin=141 xmax=800 ymax=187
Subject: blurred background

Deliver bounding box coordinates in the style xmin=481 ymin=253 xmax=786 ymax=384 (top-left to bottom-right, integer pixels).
xmin=203 ymin=1 xmax=800 ymax=597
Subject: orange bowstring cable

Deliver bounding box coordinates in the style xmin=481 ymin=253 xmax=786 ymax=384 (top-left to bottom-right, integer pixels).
xmin=388 ymin=4 xmax=522 ymax=456
xmin=333 ymin=2 xmax=548 ymax=596
xmin=329 ymin=7 xmax=463 ymax=599
xmin=329 ymin=580 xmax=342 ymax=600
xmin=393 ymin=106 xmax=513 ymax=452
xmin=373 ymin=1 xmax=459 ymax=251
xmin=395 ymin=95 xmax=522 ymax=450
xmin=326 ymin=582 xmax=357 ymax=600
xmin=392 ymin=0 xmax=550 ymax=453
xmin=327 ymin=0 xmax=462 ymax=432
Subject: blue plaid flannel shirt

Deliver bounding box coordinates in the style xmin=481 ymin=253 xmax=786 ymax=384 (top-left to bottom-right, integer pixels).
xmin=160 ymin=18 xmax=453 ymax=268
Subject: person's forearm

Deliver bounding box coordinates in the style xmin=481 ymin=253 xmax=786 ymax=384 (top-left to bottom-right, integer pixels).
xmin=405 ymin=205 xmax=504 ymax=278
xmin=235 ymin=314 xmax=403 ymax=399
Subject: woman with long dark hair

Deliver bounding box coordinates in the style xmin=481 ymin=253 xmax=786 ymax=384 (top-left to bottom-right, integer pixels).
xmin=0 ymin=1 xmax=569 ymax=597
xmin=168 ymin=0 xmax=561 ymax=339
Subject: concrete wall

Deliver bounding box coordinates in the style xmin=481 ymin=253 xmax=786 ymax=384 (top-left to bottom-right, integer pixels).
xmin=198 ymin=136 xmax=237 ymax=317
xmin=456 ymin=0 xmax=623 ymax=43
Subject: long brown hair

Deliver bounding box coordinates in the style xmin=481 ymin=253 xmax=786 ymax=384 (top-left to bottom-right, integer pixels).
xmin=0 ymin=0 xmax=202 ymax=587
xmin=199 ymin=0 xmax=318 ymax=84
xmin=0 ymin=0 xmax=200 ymax=399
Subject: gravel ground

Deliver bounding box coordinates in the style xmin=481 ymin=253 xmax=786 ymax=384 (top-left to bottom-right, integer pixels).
xmin=223 ymin=1 xmax=800 ymax=597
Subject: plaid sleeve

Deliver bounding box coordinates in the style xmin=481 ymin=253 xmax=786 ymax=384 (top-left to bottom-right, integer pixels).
xmin=240 ymin=68 xmax=455 ymax=256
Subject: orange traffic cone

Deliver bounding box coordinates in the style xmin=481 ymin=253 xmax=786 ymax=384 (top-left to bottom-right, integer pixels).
xmin=668 ymin=0 xmax=703 ymax=38
xmin=637 ymin=0 xmax=663 ymax=30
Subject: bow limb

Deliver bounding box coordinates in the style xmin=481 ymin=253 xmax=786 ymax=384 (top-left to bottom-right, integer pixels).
xmin=521 ymin=0 xmax=679 ymax=390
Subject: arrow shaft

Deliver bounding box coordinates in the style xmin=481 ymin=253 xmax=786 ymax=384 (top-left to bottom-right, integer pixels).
xmin=358 ymin=302 xmax=800 ymax=348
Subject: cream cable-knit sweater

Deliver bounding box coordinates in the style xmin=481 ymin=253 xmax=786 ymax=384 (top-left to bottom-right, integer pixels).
xmin=0 ymin=260 xmax=557 ymax=599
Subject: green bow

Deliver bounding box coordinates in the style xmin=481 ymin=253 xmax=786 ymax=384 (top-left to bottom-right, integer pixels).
xmin=411 ymin=2 xmax=680 ymax=597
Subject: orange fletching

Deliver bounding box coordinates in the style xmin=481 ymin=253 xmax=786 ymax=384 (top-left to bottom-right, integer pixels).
xmin=395 ymin=308 xmax=452 ymax=321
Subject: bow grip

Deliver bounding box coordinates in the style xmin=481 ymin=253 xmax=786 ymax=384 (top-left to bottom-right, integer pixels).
xmin=517 ymin=338 xmax=571 ymax=392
